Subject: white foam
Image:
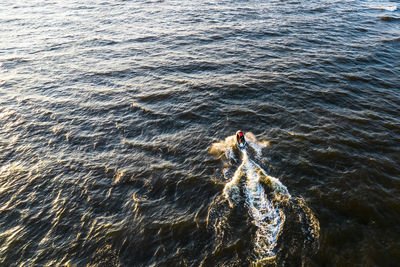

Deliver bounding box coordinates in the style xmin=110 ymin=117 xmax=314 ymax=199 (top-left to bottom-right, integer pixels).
xmin=244 ymin=156 xmax=288 ymax=259
xmin=245 ymin=132 xmax=270 ymax=157
xmin=252 ymin=161 xmax=290 ymax=196
xmin=223 ymin=158 xmax=245 ymax=207
xmin=370 ymin=5 xmax=397 ymax=11
xmin=222 ymin=149 xmax=289 ymax=259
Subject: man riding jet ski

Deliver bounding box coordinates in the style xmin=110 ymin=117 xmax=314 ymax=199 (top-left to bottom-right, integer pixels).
xmin=236 ymin=130 xmax=246 ymax=150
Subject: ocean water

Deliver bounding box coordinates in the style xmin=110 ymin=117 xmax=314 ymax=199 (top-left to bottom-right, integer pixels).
xmin=1 ymin=0 xmax=400 ymax=266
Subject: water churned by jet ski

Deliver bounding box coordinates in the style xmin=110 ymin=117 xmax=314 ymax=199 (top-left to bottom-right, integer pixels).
xmin=209 ymin=132 xmax=319 ymax=264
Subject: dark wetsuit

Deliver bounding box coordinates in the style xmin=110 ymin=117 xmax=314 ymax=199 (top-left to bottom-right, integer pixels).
xmin=237 ymin=133 xmax=245 ymax=144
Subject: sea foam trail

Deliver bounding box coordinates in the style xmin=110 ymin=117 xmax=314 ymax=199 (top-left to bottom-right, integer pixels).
xmin=211 ymin=133 xmax=290 ymax=261
xmin=242 ymin=151 xmax=288 ymax=260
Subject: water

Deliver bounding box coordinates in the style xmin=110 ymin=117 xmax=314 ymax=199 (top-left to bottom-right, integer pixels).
xmin=1 ymin=0 xmax=400 ymax=265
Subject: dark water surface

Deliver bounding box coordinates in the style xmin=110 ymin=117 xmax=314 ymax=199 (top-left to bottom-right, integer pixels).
xmin=1 ymin=0 xmax=400 ymax=266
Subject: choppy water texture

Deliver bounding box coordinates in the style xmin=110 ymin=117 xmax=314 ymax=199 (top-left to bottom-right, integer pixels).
xmin=1 ymin=0 xmax=400 ymax=266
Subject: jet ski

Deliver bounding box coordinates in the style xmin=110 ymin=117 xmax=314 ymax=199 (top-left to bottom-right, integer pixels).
xmin=236 ymin=130 xmax=246 ymax=150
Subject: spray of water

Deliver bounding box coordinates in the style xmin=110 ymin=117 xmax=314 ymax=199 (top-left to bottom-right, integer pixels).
xmin=210 ymin=133 xmax=290 ymax=261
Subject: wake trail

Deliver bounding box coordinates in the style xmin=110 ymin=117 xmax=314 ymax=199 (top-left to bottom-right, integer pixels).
xmin=211 ymin=133 xmax=290 ymax=261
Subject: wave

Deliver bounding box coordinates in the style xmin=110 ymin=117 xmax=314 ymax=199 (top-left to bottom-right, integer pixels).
xmin=370 ymin=5 xmax=397 ymax=12
xmin=380 ymin=16 xmax=400 ymax=22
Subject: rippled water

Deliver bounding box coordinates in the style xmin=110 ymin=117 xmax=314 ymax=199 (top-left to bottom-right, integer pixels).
xmin=1 ymin=0 xmax=400 ymax=266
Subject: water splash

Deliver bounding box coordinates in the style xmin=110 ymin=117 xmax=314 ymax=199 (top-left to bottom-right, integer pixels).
xmin=211 ymin=133 xmax=290 ymax=261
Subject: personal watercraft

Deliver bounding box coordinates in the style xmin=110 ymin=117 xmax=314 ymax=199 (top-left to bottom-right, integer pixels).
xmin=236 ymin=130 xmax=246 ymax=150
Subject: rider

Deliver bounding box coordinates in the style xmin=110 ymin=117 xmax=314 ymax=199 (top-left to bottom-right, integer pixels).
xmin=237 ymin=130 xmax=245 ymax=144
